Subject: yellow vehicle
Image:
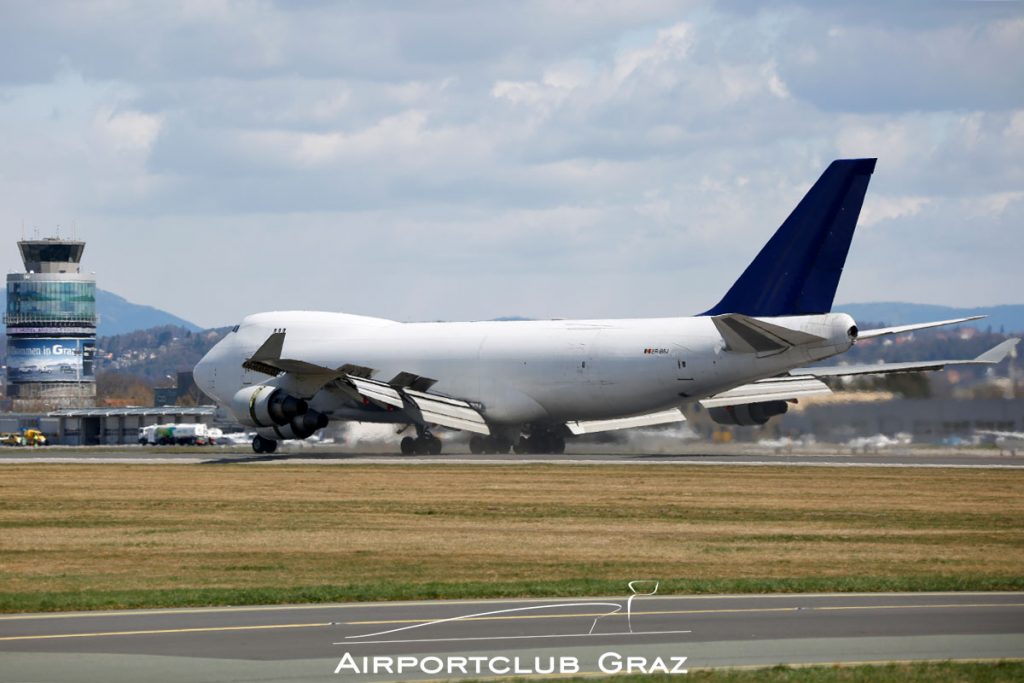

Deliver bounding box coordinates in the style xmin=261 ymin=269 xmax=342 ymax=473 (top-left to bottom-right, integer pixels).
xmin=23 ymin=429 xmax=47 ymax=447
xmin=0 ymin=430 xmax=47 ymax=447
xmin=0 ymin=433 xmax=24 ymax=446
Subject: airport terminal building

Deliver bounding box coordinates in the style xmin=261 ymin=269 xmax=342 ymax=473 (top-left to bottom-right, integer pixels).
xmin=5 ymin=238 xmax=97 ymax=411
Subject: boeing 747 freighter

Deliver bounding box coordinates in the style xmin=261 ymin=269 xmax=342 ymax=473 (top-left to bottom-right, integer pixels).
xmin=194 ymin=159 xmax=1017 ymax=454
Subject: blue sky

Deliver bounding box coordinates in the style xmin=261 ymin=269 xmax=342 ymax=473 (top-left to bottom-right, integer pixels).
xmin=0 ymin=1 xmax=1021 ymax=328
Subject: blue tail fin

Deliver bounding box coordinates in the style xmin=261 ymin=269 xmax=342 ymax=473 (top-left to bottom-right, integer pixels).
xmin=702 ymin=158 xmax=876 ymax=317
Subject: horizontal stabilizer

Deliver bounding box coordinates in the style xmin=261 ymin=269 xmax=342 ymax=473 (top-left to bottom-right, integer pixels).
xmin=791 ymin=338 xmax=1020 ymax=377
xmin=700 ymin=375 xmax=832 ymax=408
xmin=566 ymin=408 xmax=686 ymax=436
xmin=857 ymin=316 xmax=985 ymax=340
xmin=404 ymin=389 xmax=490 ymax=435
xmin=713 ymin=314 xmax=826 ymax=354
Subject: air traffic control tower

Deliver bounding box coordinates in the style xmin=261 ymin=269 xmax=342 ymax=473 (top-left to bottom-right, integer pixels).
xmin=5 ymin=238 xmax=97 ymax=411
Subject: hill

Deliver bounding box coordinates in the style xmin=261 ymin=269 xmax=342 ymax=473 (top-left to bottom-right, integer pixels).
xmin=0 ymin=289 xmax=200 ymax=338
xmin=96 ymin=290 xmax=200 ymax=337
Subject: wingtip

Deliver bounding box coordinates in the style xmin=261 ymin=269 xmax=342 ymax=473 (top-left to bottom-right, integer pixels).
xmin=976 ymin=338 xmax=1020 ymax=364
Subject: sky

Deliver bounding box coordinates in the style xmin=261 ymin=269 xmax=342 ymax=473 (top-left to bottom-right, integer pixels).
xmin=0 ymin=1 xmax=1021 ymax=329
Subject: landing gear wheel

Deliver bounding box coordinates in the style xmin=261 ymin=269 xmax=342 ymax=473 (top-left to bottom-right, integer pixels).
xmin=514 ymin=437 xmax=529 ymax=455
xmin=520 ymin=432 xmax=566 ymax=454
xmin=411 ymin=434 xmax=442 ymax=455
xmin=252 ymin=435 xmax=278 ymax=454
xmin=469 ymin=436 xmax=485 ymax=455
xmin=483 ymin=437 xmax=511 ymax=454
xmin=400 ymin=436 xmax=416 ymax=455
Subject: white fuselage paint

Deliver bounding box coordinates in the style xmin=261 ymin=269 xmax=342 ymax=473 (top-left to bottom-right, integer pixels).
xmin=194 ymin=311 xmax=857 ymax=431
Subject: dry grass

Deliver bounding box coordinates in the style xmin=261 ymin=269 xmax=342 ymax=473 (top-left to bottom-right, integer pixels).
xmin=0 ymin=465 xmax=1021 ymax=598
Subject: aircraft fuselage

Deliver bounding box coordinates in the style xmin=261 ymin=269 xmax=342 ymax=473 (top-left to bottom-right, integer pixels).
xmin=195 ymin=310 xmax=856 ymax=430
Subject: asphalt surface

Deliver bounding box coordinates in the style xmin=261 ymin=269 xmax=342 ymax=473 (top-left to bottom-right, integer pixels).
xmin=3 ymin=448 xmax=1024 ymax=468
xmin=1 ymin=593 xmax=1022 ymax=682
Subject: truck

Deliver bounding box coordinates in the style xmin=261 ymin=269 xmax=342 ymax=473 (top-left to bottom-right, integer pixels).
xmin=138 ymin=423 xmax=217 ymax=446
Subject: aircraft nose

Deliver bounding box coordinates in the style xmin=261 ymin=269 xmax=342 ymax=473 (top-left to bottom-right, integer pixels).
xmin=193 ymin=353 xmax=216 ymax=399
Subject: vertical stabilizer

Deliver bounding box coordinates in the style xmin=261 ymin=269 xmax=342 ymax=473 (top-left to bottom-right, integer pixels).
xmin=703 ymin=158 xmax=876 ymax=317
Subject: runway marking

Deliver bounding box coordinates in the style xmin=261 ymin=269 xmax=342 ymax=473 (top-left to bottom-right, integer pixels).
xmin=333 ymin=629 xmax=694 ymax=646
xmin=345 ymin=607 xmax=801 ymax=626
xmin=345 ymin=602 xmax=628 ymax=640
xmin=0 ymin=592 xmax=1019 ymax=621
xmin=3 ymin=603 xmax=1022 ymax=644
xmin=0 ymin=622 xmax=331 ymax=642
xmin=343 ymin=602 xmax=1024 ymax=626
xmin=814 ymin=602 xmax=1024 ymax=612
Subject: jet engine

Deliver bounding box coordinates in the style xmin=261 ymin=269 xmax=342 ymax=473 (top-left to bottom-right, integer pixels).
xmin=708 ymin=401 xmax=789 ymax=426
xmin=256 ymin=410 xmax=330 ymax=441
xmin=231 ymin=385 xmax=308 ymax=428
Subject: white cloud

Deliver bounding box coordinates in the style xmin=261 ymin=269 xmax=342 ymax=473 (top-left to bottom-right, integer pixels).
xmin=858 ymin=195 xmax=930 ymax=229
xmin=0 ymin=1 xmax=1020 ymax=326
xmin=94 ymin=108 xmax=162 ymax=152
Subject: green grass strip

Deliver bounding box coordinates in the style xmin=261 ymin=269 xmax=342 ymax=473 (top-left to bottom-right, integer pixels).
xmin=2 ymin=574 xmax=1022 ymax=614
xmin=471 ymin=661 xmax=1024 ymax=683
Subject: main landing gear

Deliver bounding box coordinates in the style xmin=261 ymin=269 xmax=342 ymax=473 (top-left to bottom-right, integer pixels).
xmin=468 ymin=435 xmax=514 ymax=455
xmin=401 ymin=433 xmax=442 ymax=455
xmin=513 ymin=431 xmax=566 ymax=455
xmin=252 ymin=435 xmax=279 ymax=454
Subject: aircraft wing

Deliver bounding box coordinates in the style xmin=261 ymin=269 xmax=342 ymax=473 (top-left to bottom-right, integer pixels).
xmin=790 ymin=338 xmax=1019 ymax=378
xmin=242 ymin=334 xmax=491 ymax=435
xmin=857 ymin=316 xmax=985 ymax=340
xmin=566 ymin=408 xmax=686 ymax=435
xmin=699 ymin=376 xmax=832 ymax=409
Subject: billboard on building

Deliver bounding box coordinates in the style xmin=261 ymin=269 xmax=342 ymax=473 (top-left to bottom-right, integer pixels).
xmin=7 ymin=338 xmax=96 ymax=383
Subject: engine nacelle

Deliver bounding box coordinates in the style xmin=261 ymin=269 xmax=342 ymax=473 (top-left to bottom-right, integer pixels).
xmin=255 ymin=410 xmax=329 ymax=441
xmin=708 ymin=401 xmax=789 ymax=427
xmin=231 ymin=385 xmax=308 ymax=428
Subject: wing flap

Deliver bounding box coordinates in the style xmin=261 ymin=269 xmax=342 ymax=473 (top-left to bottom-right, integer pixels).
xmin=404 ymin=389 xmax=490 ymax=435
xmin=700 ymin=376 xmax=832 ymax=408
xmin=566 ymin=408 xmax=686 ymax=436
xmin=348 ymin=376 xmax=405 ymax=409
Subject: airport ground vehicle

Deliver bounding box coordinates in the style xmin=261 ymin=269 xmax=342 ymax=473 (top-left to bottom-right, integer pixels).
xmin=0 ymin=429 xmax=48 ymax=447
xmin=138 ymin=423 xmax=217 ymax=446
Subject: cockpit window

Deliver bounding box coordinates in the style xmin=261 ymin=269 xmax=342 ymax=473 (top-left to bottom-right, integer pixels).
xmin=231 ymin=325 xmax=240 ymax=333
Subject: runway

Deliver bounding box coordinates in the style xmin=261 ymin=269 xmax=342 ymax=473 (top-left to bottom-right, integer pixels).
xmin=2 ymin=448 xmax=1023 ymax=468
xmin=1 ymin=593 xmax=1022 ymax=682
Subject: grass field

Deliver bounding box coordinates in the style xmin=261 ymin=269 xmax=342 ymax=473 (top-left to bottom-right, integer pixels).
xmin=0 ymin=464 xmax=1022 ymax=611
xmin=511 ymin=661 xmax=1024 ymax=682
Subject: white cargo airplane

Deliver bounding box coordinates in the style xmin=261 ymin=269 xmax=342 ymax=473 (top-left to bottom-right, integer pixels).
xmin=193 ymin=159 xmax=1019 ymax=455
